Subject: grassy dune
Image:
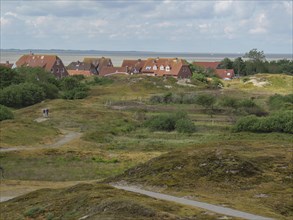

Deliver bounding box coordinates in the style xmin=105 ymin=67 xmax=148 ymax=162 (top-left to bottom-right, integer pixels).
xmin=0 ymin=74 xmax=292 ymax=219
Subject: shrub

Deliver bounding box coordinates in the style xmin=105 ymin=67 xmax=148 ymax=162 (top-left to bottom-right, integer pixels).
xmin=234 ymin=110 xmax=293 ymax=133
xmin=145 ymin=114 xmax=176 ymax=132
xmin=0 ymin=66 xmax=23 ymax=88
xmin=0 ymin=83 xmax=45 ymax=108
xmin=209 ymin=77 xmax=223 ymax=89
xmin=0 ymin=104 xmax=14 ymax=121
xmin=39 ymin=83 xmax=59 ymax=99
xmin=92 ymin=76 xmax=113 ymax=85
xmin=24 ymin=206 xmax=45 ymax=218
xmin=175 ymin=118 xmax=196 ymax=133
xmin=192 ymin=73 xmax=208 ymax=83
xmin=145 ymin=112 xmax=195 ymax=133
xmin=268 ymin=93 xmax=293 ymax=111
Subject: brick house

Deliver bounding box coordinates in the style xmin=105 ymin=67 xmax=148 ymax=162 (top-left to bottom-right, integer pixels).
xmin=67 ymin=61 xmax=97 ymax=76
xmin=15 ymin=54 xmax=68 ymax=78
xmin=141 ymin=58 xmax=192 ymax=78
xmin=193 ymin=61 xmax=235 ymax=79
xmin=99 ymin=66 xmax=129 ymax=76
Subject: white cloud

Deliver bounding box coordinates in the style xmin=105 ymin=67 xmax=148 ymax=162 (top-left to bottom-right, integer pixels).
xmin=214 ymin=0 xmax=233 ymax=14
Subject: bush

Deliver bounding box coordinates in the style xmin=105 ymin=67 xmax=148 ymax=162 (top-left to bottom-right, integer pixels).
xmin=60 ymin=76 xmax=89 ymax=100
xmin=234 ymin=110 xmax=293 ymax=133
xmin=209 ymin=77 xmax=223 ymax=89
xmin=0 ymin=83 xmax=45 ymax=108
xmin=0 ymin=104 xmax=14 ymax=121
xmin=145 ymin=112 xmax=195 ymax=133
xmin=268 ymin=94 xmax=293 ymax=111
xmin=0 ymin=66 xmax=23 ymax=88
xmin=175 ymin=118 xmax=196 ymax=133
xmin=92 ymin=76 xmax=113 ymax=85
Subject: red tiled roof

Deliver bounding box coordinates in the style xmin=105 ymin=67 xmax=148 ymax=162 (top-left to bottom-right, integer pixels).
xmin=141 ymin=58 xmax=188 ymax=77
xmin=193 ymin=62 xmax=220 ymax=70
xmin=16 ymin=54 xmax=57 ymax=71
xmin=121 ymin=59 xmax=146 ymax=73
xmin=99 ymin=66 xmax=128 ymax=76
xmin=215 ymin=69 xmax=235 ymax=79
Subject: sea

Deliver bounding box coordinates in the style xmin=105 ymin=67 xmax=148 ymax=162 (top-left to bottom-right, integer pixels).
xmin=1 ymin=49 xmax=292 ymax=66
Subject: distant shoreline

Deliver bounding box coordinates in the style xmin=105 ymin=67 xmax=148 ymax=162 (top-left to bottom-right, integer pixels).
xmin=1 ymin=49 xmax=292 ymax=66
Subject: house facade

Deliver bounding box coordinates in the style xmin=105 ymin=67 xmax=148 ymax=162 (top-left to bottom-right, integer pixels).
xmin=67 ymin=61 xmax=97 ymax=76
xmin=15 ymin=54 xmax=68 ymax=78
xmin=141 ymin=58 xmax=192 ymax=78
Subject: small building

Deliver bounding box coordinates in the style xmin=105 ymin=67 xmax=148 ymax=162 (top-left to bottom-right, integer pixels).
xmin=99 ymin=66 xmax=129 ymax=77
xmin=121 ymin=59 xmax=146 ymax=74
xmin=141 ymin=58 xmax=192 ymax=78
xmin=15 ymin=54 xmax=68 ymax=78
xmin=215 ymin=69 xmax=235 ymax=80
xmin=0 ymin=61 xmax=13 ymax=69
xmin=67 ymin=61 xmax=97 ymax=76
xmin=83 ymin=57 xmax=113 ymax=75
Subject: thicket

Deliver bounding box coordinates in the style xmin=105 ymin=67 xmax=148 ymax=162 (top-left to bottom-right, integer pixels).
xmin=234 ymin=110 xmax=293 ymax=133
xmin=0 ymin=67 xmax=90 ymax=108
xmin=144 ymin=112 xmax=196 ymax=133
xmin=0 ymin=104 xmax=14 ymax=121
xmin=268 ymin=93 xmax=293 ymax=111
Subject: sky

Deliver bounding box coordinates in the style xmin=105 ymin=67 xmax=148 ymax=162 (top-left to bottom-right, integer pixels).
xmin=0 ymin=0 xmax=292 ymax=54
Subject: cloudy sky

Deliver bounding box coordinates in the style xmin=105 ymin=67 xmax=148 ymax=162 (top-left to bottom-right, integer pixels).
xmin=1 ymin=0 xmax=292 ymax=53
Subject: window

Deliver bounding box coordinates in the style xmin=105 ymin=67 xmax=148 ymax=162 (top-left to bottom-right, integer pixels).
xmin=153 ymin=65 xmax=157 ymax=70
xmin=56 ymin=60 xmax=60 ymax=65
xmin=166 ymin=65 xmax=170 ymax=71
xmin=160 ymin=65 xmax=164 ymax=70
xmin=146 ymin=66 xmax=151 ymax=70
xmin=56 ymin=68 xmax=59 ymax=73
xmin=227 ymin=72 xmax=231 ymax=76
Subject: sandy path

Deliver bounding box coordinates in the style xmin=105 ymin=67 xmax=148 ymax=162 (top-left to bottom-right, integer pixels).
xmin=0 ymin=131 xmax=81 ymax=152
xmin=112 ymin=184 xmax=274 ymax=220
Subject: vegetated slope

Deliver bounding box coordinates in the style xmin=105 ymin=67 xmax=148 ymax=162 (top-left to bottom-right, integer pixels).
xmin=0 ymin=183 xmax=221 ymax=220
xmin=109 ymin=145 xmax=293 ymax=219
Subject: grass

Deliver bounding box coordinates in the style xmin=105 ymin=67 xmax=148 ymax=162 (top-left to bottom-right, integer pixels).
xmin=0 ymin=74 xmax=292 ymax=219
xmin=0 ymin=183 xmax=225 ymax=220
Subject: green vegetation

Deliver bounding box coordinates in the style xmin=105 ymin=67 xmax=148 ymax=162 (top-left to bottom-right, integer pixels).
xmin=1 ymin=183 xmax=222 ymax=220
xmin=234 ymin=110 xmax=293 ymax=133
xmin=0 ymin=104 xmax=14 ymax=121
xmin=0 ymin=73 xmax=292 ymax=219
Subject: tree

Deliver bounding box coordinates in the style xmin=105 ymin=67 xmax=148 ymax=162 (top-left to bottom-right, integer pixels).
xmin=244 ymin=48 xmax=266 ymax=62
xmin=219 ymin=58 xmax=233 ymax=69
xmin=196 ymin=94 xmax=216 ymax=117
xmin=233 ymin=57 xmax=246 ymax=76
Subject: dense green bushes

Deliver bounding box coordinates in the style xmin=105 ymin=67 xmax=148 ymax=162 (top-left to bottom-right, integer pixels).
xmin=0 ymin=83 xmax=45 ymax=108
xmin=234 ymin=110 xmax=293 ymax=133
xmin=145 ymin=112 xmax=196 ymax=133
xmin=0 ymin=104 xmax=14 ymax=121
xmin=268 ymin=94 xmax=293 ymax=111
xmin=60 ymin=77 xmax=89 ymax=100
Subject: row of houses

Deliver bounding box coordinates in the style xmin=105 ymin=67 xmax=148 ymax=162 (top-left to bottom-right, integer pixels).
xmin=0 ymin=54 xmax=235 ymax=80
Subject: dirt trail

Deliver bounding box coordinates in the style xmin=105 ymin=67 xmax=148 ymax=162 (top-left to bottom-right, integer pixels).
xmin=112 ymin=184 xmax=274 ymax=220
xmin=0 ymin=131 xmax=81 ymax=152
xmin=0 ymin=179 xmax=98 ymax=202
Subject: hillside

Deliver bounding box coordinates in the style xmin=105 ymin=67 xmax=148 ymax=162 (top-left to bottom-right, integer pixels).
xmin=1 ymin=183 xmax=223 ymax=220
xmin=1 ymin=73 xmax=292 ymax=219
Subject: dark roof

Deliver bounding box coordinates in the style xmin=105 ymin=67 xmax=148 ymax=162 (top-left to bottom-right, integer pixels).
xmin=67 ymin=61 xmax=93 ymax=71
xmin=83 ymin=57 xmax=113 ymax=72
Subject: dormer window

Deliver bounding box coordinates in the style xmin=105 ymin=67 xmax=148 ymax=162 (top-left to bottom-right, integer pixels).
xmin=153 ymin=65 xmax=157 ymax=70
xmin=227 ymin=72 xmax=231 ymax=76
xmin=146 ymin=66 xmax=151 ymax=70
xmin=160 ymin=65 xmax=164 ymax=70
xmin=166 ymin=65 xmax=170 ymax=71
